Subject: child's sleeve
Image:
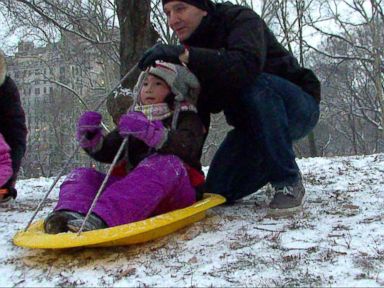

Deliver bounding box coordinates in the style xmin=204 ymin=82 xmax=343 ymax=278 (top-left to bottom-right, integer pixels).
xmin=157 ymin=112 xmax=206 ymax=167
xmin=84 ymin=129 xmax=125 ymax=163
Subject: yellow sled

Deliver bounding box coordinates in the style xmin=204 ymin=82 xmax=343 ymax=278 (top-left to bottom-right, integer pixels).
xmin=13 ymin=193 xmax=225 ymax=249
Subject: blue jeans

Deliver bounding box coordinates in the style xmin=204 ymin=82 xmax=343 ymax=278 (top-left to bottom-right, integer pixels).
xmin=205 ymin=73 xmax=320 ymax=202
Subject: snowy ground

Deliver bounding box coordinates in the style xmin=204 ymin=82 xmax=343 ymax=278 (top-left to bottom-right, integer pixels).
xmin=1 ymin=154 xmax=384 ymax=287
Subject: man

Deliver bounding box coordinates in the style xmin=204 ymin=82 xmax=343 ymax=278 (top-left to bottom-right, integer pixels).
xmin=139 ymin=0 xmax=320 ymax=213
xmin=0 ymin=49 xmax=27 ymax=202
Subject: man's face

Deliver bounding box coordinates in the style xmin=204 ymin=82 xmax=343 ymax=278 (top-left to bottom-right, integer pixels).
xmin=164 ymin=1 xmax=207 ymax=42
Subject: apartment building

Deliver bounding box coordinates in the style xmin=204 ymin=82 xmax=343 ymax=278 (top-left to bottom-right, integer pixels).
xmin=5 ymin=34 xmax=110 ymax=177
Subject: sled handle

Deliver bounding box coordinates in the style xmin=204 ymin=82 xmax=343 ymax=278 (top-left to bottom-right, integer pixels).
xmin=24 ymin=64 xmax=138 ymax=232
xmin=77 ymin=136 xmax=129 ymax=235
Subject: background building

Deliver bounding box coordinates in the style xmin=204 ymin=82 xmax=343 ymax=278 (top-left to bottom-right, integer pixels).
xmin=6 ymin=34 xmax=111 ymax=178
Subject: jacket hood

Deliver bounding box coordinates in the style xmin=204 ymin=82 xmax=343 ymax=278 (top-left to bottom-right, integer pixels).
xmin=0 ymin=49 xmax=7 ymax=86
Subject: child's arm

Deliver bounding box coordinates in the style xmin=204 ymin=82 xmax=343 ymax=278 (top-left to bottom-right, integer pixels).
xmin=0 ymin=133 xmax=13 ymax=188
xmin=76 ymin=111 xmax=124 ymax=164
xmin=83 ymin=129 xmax=125 ymax=163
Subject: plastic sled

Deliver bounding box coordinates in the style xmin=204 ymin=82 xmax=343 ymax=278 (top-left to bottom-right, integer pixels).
xmin=13 ymin=193 xmax=226 ymax=249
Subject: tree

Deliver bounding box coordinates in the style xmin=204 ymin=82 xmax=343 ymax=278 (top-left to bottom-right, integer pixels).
xmin=307 ymin=0 xmax=384 ymax=155
xmin=0 ymin=0 xmax=158 ymax=175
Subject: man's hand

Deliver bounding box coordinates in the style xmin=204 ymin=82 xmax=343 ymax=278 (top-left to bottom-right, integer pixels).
xmin=138 ymin=44 xmax=184 ymax=70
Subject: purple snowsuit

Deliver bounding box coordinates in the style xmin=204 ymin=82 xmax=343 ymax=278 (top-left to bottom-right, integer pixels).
xmin=55 ymin=111 xmax=206 ymax=227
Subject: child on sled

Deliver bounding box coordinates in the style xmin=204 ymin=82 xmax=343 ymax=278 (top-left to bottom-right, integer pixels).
xmin=44 ymin=62 xmax=206 ymax=233
xmin=0 ymin=49 xmax=27 ymax=203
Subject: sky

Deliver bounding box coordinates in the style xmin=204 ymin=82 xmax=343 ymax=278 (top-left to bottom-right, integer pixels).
xmin=0 ymin=0 xmax=353 ymax=56
xmin=0 ymin=0 xmax=370 ymax=54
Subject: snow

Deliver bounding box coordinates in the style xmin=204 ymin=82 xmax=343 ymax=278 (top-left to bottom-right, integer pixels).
xmin=1 ymin=154 xmax=384 ymax=286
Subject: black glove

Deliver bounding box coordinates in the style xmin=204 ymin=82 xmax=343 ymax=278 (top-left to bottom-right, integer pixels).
xmin=138 ymin=44 xmax=184 ymax=70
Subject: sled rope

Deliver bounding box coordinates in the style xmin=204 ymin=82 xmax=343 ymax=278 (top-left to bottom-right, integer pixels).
xmin=24 ymin=63 xmax=138 ymax=232
xmin=76 ymin=75 xmax=143 ymax=235
xmin=77 ymin=137 xmax=129 ymax=235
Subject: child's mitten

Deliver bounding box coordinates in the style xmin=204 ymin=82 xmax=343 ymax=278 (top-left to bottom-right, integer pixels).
xmin=118 ymin=112 xmax=167 ymax=148
xmin=76 ymin=111 xmax=103 ymax=148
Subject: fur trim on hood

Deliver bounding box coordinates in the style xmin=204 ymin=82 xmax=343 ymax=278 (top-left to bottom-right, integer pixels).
xmin=0 ymin=49 xmax=7 ymax=86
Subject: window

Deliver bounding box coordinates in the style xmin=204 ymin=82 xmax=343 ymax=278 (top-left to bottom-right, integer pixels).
xmin=35 ymin=88 xmax=40 ymax=95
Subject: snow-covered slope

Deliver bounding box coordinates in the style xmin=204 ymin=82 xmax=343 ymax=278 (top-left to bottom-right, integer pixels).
xmin=1 ymin=154 xmax=384 ymax=287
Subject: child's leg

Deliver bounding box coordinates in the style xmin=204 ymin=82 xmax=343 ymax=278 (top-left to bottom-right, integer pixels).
xmin=44 ymin=167 xmax=121 ymax=233
xmin=54 ymin=167 xmax=121 ymax=215
xmin=93 ymin=154 xmax=196 ymax=227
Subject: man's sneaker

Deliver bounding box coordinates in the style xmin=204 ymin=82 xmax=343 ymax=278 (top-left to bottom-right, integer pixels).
xmin=268 ymin=177 xmax=305 ymax=215
xmin=44 ymin=210 xmax=85 ymax=234
xmin=67 ymin=213 xmax=107 ymax=233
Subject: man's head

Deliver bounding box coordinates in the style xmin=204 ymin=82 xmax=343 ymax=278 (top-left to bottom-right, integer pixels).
xmin=163 ymin=1 xmax=209 ymax=42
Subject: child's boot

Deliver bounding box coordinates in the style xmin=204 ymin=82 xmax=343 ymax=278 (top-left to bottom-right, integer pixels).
xmin=67 ymin=213 xmax=107 ymax=232
xmin=44 ymin=210 xmax=84 ymax=234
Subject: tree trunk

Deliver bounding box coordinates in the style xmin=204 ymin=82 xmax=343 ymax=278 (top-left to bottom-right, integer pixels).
xmin=107 ymin=0 xmax=158 ymax=123
xmin=116 ymin=0 xmax=158 ymax=86
xmin=307 ymin=131 xmax=318 ymax=157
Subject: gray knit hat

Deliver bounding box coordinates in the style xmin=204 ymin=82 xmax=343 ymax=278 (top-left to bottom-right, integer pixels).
xmin=0 ymin=49 xmax=7 ymax=86
xmin=133 ymin=61 xmax=200 ymax=106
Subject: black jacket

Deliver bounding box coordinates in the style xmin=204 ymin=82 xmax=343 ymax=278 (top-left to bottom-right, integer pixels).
xmin=0 ymin=76 xmax=27 ymax=187
xmin=86 ymin=111 xmax=206 ymax=172
xmin=184 ymin=2 xmax=321 ymax=127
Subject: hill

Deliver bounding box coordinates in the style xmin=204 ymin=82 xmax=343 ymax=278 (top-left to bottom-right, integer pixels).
xmin=1 ymin=154 xmax=384 ymax=286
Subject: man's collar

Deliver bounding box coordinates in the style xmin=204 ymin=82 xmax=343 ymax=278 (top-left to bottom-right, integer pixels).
xmin=182 ymin=12 xmax=216 ymax=46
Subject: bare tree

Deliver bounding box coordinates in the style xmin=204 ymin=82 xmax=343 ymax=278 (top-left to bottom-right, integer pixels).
xmin=0 ymin=0 xmax=157 ymax=176
xmin=306 ymin=0 xmax=384 ymax=155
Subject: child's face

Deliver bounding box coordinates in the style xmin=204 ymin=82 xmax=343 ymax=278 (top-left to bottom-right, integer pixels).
xmin=140 ymin=74 xmax=171 ymax=105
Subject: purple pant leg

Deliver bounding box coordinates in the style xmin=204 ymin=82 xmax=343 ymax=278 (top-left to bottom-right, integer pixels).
xmin=92 ymin=154 xmax=196 ymax=227
xmin=55 ymin=167 xmax=122 ymax=215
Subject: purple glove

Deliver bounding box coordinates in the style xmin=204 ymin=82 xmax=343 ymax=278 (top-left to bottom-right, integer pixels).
xmin=76 ymin=111 xmax=103 ymax=148
xmin=118 ymin=112 xmax=167 ymax=148
xmin=0 ymin=133 xmax=13 ymax=188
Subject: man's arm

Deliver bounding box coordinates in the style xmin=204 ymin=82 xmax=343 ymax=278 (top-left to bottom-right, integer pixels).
xmin=187 ymin=9 xmax=268 ymax=96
